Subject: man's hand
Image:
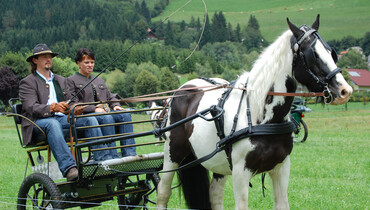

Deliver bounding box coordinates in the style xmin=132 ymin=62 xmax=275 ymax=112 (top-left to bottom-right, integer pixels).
xmin=95 ymin=107 xmax=106 ymax=113
xmin=113 ymin=106 xmax=125 ymax=111
xmin=67 ymin=104 xmax=87 ymax=123
xmin=50 ymin=101 xmax=69 ymax=114
xmin=71 ymin=104 xmax=87 ymax=116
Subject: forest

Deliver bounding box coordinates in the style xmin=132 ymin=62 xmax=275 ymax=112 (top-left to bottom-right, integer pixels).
xmin=0 ymin=0 xmax=369 ymax=108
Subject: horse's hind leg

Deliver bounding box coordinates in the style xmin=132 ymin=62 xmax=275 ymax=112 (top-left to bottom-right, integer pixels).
xmin=268 ymin=156 xmax=290 ymax=210
xmin=210 ymin=173 xmax=227 ymax=210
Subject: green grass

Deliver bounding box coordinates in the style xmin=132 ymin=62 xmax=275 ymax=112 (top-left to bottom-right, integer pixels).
xmin=0 ymin=102 xmax=369 ymax=209
xmin=152 ymin=0 xmax=370 ymax=42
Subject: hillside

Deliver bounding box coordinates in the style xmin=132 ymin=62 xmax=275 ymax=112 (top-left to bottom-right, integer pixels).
xmin=153 ymin=0 xmax=370 ymax=42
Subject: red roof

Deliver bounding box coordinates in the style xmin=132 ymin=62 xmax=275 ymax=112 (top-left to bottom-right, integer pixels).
xmin=347 ymin=69 xmax=370 ymax=86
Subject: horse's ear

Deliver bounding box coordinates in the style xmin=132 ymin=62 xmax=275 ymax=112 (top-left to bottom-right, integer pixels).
xmin=311 ymin=14 xmax=320 ymax=30
xmin=287 ymin=17 xmax=303 ymax=38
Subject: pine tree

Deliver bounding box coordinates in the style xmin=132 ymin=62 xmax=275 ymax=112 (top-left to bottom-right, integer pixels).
xmin=164 ymin=21 xmax=175 ymax=46
xmin=362 ymin=32 xmax=370 ymax=56
xmin=189 ymin=16 xmax=196 ymax=28
xmin=227 ymin=22 xmax=234 ymax=41
xmin=200 ymin=14 xmax=212 ymax=48
xmin=234 ymin=23 xmax=241 ymax=42
xmin=140 ymin=1 xmax=151 ymax=23
xmin=211 ymin=11 xmax=228 ymax=42
xmin=243 ymin=15 xmax=265 ymax=50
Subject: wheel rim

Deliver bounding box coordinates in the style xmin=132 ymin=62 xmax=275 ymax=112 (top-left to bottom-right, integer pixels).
xmin=17 ymin=173 xmax=63 ymax=209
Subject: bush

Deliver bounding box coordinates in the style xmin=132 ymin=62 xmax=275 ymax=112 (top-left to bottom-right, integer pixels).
xmin=0 ymin=66 xmax=19 ymax=107
xmin=52 ymin=57 xmax=78 ymax=77
xmin=0 ymin=52 xmax=29 ymax=80
xmin=350 ymin=91 xmax=370 ymax=102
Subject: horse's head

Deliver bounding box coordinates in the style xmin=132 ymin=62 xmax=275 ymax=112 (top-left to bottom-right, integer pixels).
xmin=287 ymin=14 xmax=352 ymax=104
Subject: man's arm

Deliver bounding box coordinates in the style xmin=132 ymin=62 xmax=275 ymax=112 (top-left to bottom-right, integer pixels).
xmin=66 ymin=76 xmax=97 ymax=113
xmin=19 ymin=78 xmax=52 ymax=118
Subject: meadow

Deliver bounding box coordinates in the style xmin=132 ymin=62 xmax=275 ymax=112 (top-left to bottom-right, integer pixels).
xmin=0 ymin=102 xmax=369 ymax=209
xmin=152 ymin=0 xmax=370 ymax=42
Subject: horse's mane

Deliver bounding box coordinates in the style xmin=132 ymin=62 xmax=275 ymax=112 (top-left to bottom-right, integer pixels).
xmin=236 ymin=30 xmax=294 ymax=122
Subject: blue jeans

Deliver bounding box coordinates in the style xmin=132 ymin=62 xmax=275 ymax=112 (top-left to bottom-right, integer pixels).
xmin=34 ymin=115 xmax=115 ymax=176
xmin=94 ymin=112 xmax=136 ymax=157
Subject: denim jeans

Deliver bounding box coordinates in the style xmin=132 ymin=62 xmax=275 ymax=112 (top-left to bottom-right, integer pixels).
xmin=94 ymin=111 xmax=136 ymax=157
xmin=94 ymin=114 xmax=119 ymax=159
xmin=34 ymin=115 xmax=115 ymax=176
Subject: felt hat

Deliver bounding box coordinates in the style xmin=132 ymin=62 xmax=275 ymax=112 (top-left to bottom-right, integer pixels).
xmin=26 ymin=43 xmax=58 ymax=62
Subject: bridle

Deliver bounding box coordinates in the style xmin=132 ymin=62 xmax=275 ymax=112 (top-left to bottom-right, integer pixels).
xmin=291 ymin=26 xmax=342 ymax=104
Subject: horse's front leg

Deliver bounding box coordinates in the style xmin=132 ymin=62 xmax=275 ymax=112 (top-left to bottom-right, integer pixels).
xmin=156 ymin=142 xmax=179 ymax=209
xmin=268 ymin=156 xmax=290 ymax=210
xmin=210 ymin=173 xmax=228 ymax=210
xmin=232 ymin=161 xmax=253 ymax=210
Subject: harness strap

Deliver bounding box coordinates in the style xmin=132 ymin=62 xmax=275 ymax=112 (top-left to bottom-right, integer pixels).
xmin=325 ymin=67 xmax=342 ymax=82
xmin=217 ymin=121 xmax=297 ymax=149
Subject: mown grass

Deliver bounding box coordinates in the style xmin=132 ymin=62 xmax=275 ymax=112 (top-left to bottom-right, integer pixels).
xmin=0 ymin=102 xmax=369 ymax=209
xmin=152 ymin=0 xmax=370 ymax=42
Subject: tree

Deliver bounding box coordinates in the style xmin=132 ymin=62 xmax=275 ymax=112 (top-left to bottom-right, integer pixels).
xmin=140 ymin=1 xmax=151 ymax=23
xmin=134 ymin=69 xmax=159 ymax=96
xmin=0 ymin=66 xmax=19 ymax=107
xmin=337 ymin=49 xmax=368 ymax=70
xmin=242 ymin=15 xmax=265 ymax=50
xmin=164 ymin=21 xmax=175 ymax=46
xmin=361 ymin=32 xmax=370 ymax=56
xmin=221 ymin=67 xmax=240 ymax=82
xmin=195 ymin=62 xmax=213 ymax=78
xmin=158 ymin=67 xmax=180 ymax=91
xmin=52 ymin=57 xmax=78 ymax=77
xmin=2 ymin=10 xmax=17 ymax=30
xmin=234 ymin=23 xmax=241 ymax=42
xmin=211 ymin=11 xmax=228 ymax=42
xmin=189 ymin=16 xmax=196 ymax=28
xmin=199 ymin=14 xmax=212 ymax=48
xmin=227 ymin=22 xmax=234 ymax=41
xmin=341 ymin=35 xmax=361 ymax=50
xmin=201 ymin=41 xmax=246 ymax=71
xmin=0 ymin=52 xmax=29 ymax=80
xmin=112 ymin=63 xmax=141 ymax=98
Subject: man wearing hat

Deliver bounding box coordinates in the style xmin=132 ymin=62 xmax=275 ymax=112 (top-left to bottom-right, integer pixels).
xmin=20 ymin=44 xmax=116 ymax=181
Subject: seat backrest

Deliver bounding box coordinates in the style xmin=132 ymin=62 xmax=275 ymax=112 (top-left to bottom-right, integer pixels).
xmin=11 ymin=103 xmax=23 ymax=124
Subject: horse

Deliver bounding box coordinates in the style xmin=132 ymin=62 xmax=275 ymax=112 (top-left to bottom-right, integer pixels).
xmin=156 ymin=15 xmax=352 ymax=209
xmin=148 ymin=100 xmax=168 ymax=144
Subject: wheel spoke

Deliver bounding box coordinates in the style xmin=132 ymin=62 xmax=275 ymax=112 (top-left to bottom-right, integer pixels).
xmin=41 ymin=186 xmax=52 ymax=208
xmin=25 ymin=192 xmax=38 ymax=207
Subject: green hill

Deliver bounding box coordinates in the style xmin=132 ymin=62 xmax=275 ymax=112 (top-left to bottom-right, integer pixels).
xmin=153 ymin=0 xmax=370 ymax=42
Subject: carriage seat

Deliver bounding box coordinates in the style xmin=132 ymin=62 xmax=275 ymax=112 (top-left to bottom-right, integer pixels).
xmin=8 ymin=99 xmax=72 ymax=148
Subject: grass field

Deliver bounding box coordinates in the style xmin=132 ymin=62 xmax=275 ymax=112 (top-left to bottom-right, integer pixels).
xmin=0 ymin=102 xmax=369 ymax=209
xmin=152 ymin=0 xmax=370 ymax=42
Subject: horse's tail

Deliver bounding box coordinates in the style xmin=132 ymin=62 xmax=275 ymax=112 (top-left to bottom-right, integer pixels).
xmin=178 ymin=153 xmax=211 ymax=209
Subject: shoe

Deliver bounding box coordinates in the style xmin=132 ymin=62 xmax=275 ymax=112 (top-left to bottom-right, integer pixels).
xmin=66 ymin=167 xmax=78 ymax=181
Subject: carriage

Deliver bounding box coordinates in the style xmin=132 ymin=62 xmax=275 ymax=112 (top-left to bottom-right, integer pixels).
xmin=8 ymin=98 xmax=168 ymax=209
xmin=7 ymin=15 xmax=352 ymax=209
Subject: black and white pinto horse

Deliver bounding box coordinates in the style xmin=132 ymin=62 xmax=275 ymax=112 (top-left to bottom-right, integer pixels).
xmin=156 ymin=15 xmax=352 ymax=209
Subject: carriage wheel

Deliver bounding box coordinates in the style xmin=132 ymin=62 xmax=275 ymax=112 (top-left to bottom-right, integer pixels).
xmin=293 ymin=119 xmax=308 ymax=143
xmin=17 ymin=173 xmax=64 ymax=210
xmin=117 ymin=173 xmax=161 ymax=209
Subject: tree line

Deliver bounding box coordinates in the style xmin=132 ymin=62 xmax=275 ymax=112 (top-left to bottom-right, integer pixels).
xmin=1 ymin=0 xmax=369 ymax=109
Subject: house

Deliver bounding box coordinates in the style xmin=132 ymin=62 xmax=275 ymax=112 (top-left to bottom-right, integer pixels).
xmin=347 ymin=69 xmax=370 ymax=92
xmin=146 ymin=28 xmax=159 ymax=40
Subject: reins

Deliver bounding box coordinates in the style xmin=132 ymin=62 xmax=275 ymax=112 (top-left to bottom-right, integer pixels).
xmin=95 ymin=84 xmax=326 ymax=104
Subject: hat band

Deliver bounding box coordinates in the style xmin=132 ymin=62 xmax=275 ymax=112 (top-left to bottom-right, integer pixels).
xmin=34 ymin=50 xmax=54 ymax=56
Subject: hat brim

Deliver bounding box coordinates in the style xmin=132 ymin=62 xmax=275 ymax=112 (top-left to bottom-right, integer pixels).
xmin=26 ymin=51 xmax=58 ymax=62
